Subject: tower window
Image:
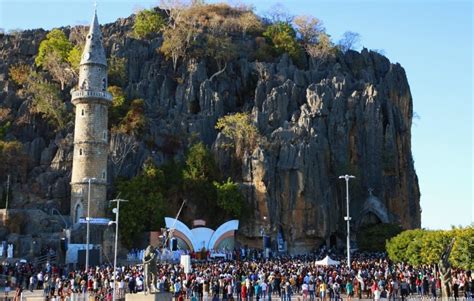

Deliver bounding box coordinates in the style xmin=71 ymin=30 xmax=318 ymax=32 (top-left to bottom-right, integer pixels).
xmin=79 ymin=149 xmax=83 ymax=156
xmin=81 ymin=109 xmax=85 ymax=116
xmin=102 ymin=170 xmax=106 ymax=179
xmin=103 ymin=131 xmax=107 ymax=140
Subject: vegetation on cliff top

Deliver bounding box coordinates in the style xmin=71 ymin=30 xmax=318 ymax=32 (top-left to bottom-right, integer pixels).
xmin=133 ymin=2 xmax=359 ymax=71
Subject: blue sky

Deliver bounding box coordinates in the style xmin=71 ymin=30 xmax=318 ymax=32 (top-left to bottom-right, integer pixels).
xmin=0 ymin=0 xmax=472 ymax=230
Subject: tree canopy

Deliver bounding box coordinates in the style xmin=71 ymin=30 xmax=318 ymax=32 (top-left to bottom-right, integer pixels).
xmin=35 ymin=29 xmax=79 ymax=90
xmin=386 ymin=227 xmax=474 ymax=270
xmin=115 ymin=161 xmax=166 ymax=248
xmin=263 ymin=21 xmax=303 ymax=65
xmin=214 ymin=178 xmax=244 ymax=218
xmin=35 ymin=29 xmax=73 ymax=67
xmin=215 ymin=112 xmax=261 ymax=158
xmin=133 ymin=9 xmax=166 ymax=39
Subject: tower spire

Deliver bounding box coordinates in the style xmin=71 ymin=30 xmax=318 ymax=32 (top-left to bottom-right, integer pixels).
xmin=80 ymin=9 xmax=106 ymax=66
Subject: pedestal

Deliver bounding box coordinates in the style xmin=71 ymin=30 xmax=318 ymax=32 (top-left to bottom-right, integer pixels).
xmin=125 ymin=292 xmax=173 ymax=301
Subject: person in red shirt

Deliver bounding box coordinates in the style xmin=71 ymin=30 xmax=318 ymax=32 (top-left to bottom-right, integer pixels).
xmin=87 ymin=277 xmax=93 ymax=293
xmin=241 ymin=284 xmax=247 ymax=300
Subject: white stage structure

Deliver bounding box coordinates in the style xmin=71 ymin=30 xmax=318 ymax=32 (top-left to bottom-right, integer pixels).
xmin=164 ymin=217 xmax=239 ymax=251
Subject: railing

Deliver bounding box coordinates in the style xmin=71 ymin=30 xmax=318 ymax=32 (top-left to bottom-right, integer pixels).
xmin=33 ymin=253 xmax=57 ymax=266
xmin=71 ymin=89 xmax=112 ymax=101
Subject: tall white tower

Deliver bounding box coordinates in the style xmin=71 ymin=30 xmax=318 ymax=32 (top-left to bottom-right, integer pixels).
xmin=70 ymin=10 xmax=111 ymax=223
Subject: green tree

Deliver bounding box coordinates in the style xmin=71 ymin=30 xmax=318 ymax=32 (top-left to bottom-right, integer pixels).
xmin=35 ymin=29 xmax=78 ymax=90
xmin=215 ymin=112 xmax=260 ymax=158
xmin=420 ymin=230 xmax=452 ymax=265
xmin=183 ymin=142 xmax=218 ymax=182
xmin=263 ymin=21 xmax=304 ymax=65
xmin=67 ymin=46 xmax=82 ymax=74
xmin=182 ymin=142 xmax=220 ymax=221
xmin=133 ymin=9 xmax=165 ymax=39
xmin=386 ymin=229 xmax=424 ymax=263
xmin=115 ymin=161 xmax=166 ymax=248
xmin=387 ymin=227 xmax=474 ymax=268
xmin=450 ymin=226 xmax=474 ymax=270
xmin=214 ymin=178 xmax=244 ymax=218
xmin=404 ymin=229 xmax=425 ymax=266
xmin=35 ymin=29 xmax=73 ymax=67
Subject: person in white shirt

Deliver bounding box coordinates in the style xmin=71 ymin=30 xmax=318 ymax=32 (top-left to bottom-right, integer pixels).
xmin=29 ymin=275 xmax=36 ymax=292
xmin=37 ymin=271 xmax=44 ymax=289
xmin=374 ymin=288 xmax=381 ymax=301
xmin=261 ymin=281 xmax=268 ymax=299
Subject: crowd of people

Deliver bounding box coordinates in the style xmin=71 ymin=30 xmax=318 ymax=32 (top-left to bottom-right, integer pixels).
xmin=0 ymin=248 xmax=473 ymax=300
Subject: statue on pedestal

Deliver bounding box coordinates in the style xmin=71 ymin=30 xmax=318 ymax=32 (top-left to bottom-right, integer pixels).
xmin=439 ymin=238 xmax=455 ymax=299
xmin=143 ymin=245 xmax=157 ymax=294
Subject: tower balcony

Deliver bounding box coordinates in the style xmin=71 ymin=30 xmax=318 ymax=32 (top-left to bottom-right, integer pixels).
xmin=71 ymin=89 xmax=113 ymax=103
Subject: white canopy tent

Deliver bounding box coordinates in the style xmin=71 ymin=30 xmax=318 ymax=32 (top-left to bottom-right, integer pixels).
xmin=315 ymin=255 xmax=340 ymax=266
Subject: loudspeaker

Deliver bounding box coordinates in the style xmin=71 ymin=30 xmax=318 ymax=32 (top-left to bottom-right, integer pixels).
xmin=60 ymin=239 xmax=67 ymax=253
xmin=170 ymin=238 xmax=178 ymax=251
xmin=263 ymin=235 xmax=271 ymax=249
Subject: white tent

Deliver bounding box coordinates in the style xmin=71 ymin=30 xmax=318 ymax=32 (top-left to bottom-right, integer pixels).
xmin=315 ymin=255 xmax=340 ymax=266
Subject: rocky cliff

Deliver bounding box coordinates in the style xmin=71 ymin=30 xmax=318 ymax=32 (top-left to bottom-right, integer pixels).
xmin=0 ymin=14 xmax=420 ymax=252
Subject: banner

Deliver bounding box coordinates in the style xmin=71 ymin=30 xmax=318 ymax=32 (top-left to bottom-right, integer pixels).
xmin=78 ymin=218 xmax=111 ymax=225
xmin=180 ymin=255 xmax=191 ymax=273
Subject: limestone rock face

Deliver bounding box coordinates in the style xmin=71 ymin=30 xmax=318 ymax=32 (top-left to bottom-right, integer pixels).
xmin=0 ymin=17 xmax=420 ymax=252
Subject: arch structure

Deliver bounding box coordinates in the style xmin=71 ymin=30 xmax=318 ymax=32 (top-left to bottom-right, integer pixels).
xmin=74 ymin=201 xmax=84 ymax=224
xmin=164 ymin=217 xmax=239 ymax=251
xmin=358 ymin=194 xmax=390 ymax=227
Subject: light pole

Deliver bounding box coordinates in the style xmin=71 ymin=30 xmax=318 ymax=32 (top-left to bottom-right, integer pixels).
xmin=339 ymin=174 xmax=355 ymax=269
xmin=109 ymin=199 xmax=128 ymax=301
xmin=83 ymin=177 xmax=97 ymax=275
xmin=261 ymin=216 xmax=268 ymax=258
